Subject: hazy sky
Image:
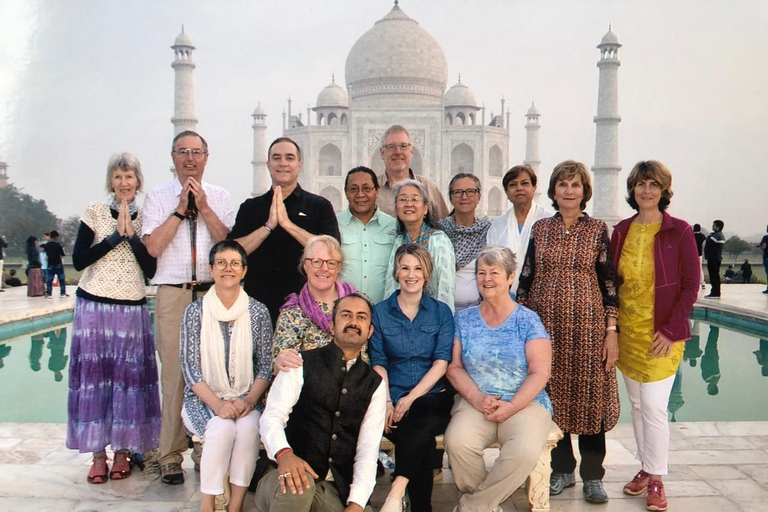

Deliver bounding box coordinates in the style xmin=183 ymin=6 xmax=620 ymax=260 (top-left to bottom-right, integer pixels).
xmin=1 ymin=0 xmax=767 ymax=238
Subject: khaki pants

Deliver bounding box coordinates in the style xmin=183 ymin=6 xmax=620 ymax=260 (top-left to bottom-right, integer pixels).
xmin=156 ymin=285 xmax=206 ymax=466
xmin=254 ymin=468 xmax=374 ymax=512
xmin=444 ymin=397 xmax=552 ymax=512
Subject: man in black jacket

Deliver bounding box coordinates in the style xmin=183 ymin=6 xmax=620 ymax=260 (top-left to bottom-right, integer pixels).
xmin=256 ymin=293 xmax=386 ymax=512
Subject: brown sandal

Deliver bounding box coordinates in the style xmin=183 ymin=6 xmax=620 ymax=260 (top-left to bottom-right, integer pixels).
xmin=110 ymin=450 xmax=132 ymax=480
xmin=87 ymin=454 xmax=109 ymax=484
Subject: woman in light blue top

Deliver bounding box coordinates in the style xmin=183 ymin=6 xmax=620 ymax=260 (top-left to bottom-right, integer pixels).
xmin=384 ymin=179 xmax=456 ymax=311
xmin=445 ymin=245 xmax=553 ymax=512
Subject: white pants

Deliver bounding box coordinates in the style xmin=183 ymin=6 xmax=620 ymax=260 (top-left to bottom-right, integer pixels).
xmin=183 ymin=408 xmax=261 ymax=495
xmin=622 ymin=373 xmax=676 ymax=475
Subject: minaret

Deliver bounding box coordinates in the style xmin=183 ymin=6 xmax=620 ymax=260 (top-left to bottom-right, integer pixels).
xmin=0 ymin=156 xmax=8 ymax=189
xmin=524 ymin=102 xmax=542 ymax=199
xmin=251 ymin=103 xmax=270 ymax=196
xmin=171 ymin=27 xmax=198 ymax=136
xmin=592 ymin=26 xmax=622 ymax=225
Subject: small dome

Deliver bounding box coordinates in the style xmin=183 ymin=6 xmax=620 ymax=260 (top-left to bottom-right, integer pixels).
xmin=173 ymin=31 xmax=194 ymax=47
xmin=316 ymin=80 xmax=349 ymax=108
xmin=252 ymin=103 xmax=267 ymax=116
xmin=526 ymin=103 xmax=540 ymax=116
xmin=600 ymin=29 xmax=619 ymax=45
xmin=444 ymin=80 xmax=478 ymax=108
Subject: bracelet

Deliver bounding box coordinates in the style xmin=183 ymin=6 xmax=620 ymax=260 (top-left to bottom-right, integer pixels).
xmin=264 ymin=223 xmax=273 ymax=233
xmin=386 ymin=400 xmax=393 ymax=403
xmin=275 ymin=447 xmax=293 ymax=460
xmin=172 ymin=211 xmax=186 ymax=221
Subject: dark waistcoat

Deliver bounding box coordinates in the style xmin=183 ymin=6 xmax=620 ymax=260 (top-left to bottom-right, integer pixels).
xmin=285 ymin=342 xmax=382 ymax=505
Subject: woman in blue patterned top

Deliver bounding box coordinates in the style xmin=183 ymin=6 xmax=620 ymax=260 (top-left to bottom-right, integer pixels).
xmin=445 ymin=245 xmax=553 ymax=512
xmin=371 ymin=243 xmax=454 ymax=512
xmin=180 ymin=240 xmax=272 ymax=512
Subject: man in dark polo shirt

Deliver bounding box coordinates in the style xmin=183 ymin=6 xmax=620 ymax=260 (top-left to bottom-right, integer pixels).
xmin=256 ymin=293 xmax=386 ymax=512
xmin=231 ymin=137 xmax=340 ymax=324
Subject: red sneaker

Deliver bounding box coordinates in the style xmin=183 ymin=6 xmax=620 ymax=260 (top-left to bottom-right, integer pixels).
xmin=646 ymin=480 xmax=668 ymax=511
xmin=624 ymin=469 xmax=651 ymax=496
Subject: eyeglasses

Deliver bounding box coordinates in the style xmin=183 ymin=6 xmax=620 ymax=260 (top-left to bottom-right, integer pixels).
xmin=175 ymin=148 xmax=208 ymax=160
xmin=397 ymin=196 xmax=425 ymax=204
xmin=213 ymin=259 xmax=243 ymax=271
xmin=304 ymin=258 xmax=341 ymax=270
xmin=382 ymin=143 xmax=412 ymax=152
xmin=450 ymin=188 xmax=479 ymax=198
xmin=346 ymin=186 xmax=375 ymax=195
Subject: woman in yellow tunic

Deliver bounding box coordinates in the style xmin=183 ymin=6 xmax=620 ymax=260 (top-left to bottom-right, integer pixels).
xmin=610 ymin=161 xmax=700 ymax=512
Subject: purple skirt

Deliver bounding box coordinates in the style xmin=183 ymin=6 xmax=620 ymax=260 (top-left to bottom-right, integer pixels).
xmin=67 ymin=297 xmax=161 ymax=453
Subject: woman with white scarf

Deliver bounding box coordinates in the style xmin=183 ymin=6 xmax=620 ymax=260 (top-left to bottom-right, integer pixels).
xmin=487 ymin=165 xmax=553 ymax=297
xmin=181 ymin=240 xmax=272 ymax=512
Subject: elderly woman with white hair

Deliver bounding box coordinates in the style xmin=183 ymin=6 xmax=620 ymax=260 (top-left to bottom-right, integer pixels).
xmin=67 ymin=152 xmax=160 ymax=484
xmin=384 ymin=179 xmax=456 ymax=311
xmin=445 ymin=245 xmax=553 ymax=512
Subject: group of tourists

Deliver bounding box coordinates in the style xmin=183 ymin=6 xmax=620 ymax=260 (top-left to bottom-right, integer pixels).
xmin=63 ymin=124 xmax=699 ymax=512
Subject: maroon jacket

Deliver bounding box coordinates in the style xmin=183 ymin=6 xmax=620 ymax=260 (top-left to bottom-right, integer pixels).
xmin=610 ymin=212 xmax=700 ymax=343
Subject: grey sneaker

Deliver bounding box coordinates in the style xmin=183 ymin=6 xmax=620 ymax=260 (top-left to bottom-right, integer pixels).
xmin=550 ymin=472 xmax=576 ymax=495
xmin=583 ymin=479 xmax=608 ymax=503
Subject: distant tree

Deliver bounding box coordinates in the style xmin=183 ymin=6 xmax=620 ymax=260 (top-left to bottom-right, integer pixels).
xmin=0 ymin=185 xmax=60 ymax=257
xmin=59 ymin=215 xmax=81 ymax=254
xmin=724 ymin=236 xmax=753 ymax=263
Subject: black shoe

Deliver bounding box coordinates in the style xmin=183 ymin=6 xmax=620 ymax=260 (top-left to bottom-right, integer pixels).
xmin=704 ymin=294 xmax=720 ymax=298
xmin=61 ymin=292 xmax=70 ymax=297
xmin=160 ymin=462 xmax=184 ymax=485
xmin=550 ymin=472 xmax=576 ymax=495
xmin=583 ymin=479 xmax=608 ymax=503
xmin=763 ymin=289 xmax=768 ymax=294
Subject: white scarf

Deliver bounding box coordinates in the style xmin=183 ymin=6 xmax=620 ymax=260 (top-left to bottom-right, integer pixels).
xmin=488 ymin=201 xmax=553 ymax=294
xmin=200 ymin=285 xmax=253 ymax=400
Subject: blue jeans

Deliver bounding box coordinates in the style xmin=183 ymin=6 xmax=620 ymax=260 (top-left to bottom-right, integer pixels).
xmin=763 ymin=257 xmax=768 ymax=290
xmin=46 ymin=264 xmax=66 ymax=295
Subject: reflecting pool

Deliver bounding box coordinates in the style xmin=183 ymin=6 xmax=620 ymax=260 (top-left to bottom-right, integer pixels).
xmin=1 ymin=319 xmax=767 ymax=423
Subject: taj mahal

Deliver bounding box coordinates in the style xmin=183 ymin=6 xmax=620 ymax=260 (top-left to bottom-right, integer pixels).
xmin=169 ymin=1 xmax=622 ymax=223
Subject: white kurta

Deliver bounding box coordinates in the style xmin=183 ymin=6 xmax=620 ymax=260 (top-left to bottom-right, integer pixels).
xmin=487 ymin=202 xmax=553 ymax=295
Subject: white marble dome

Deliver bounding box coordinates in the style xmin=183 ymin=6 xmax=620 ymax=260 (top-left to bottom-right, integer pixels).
xmin=344 ymin=3 xmax=448 ymax=107
xmin=444 ymin=80 xmax=478 ymax=107
xmin=316 ymin=79 xmax=349 ymax=108
xmin=600 ymin=29 xmax=619 ymax=46
xmin=526 ymin=103 xmax=540 ymax=116
xmin=252 ymin=103 xmax=267 ymax=116
xmin=173 ymin=32 xmax=194 ymax=47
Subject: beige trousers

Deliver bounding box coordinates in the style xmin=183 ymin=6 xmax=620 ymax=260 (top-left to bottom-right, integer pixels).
xmin=444 ymin=396 xmax=552 ymax=512
xmin=156 ymin=284 xmax=206 ymax=466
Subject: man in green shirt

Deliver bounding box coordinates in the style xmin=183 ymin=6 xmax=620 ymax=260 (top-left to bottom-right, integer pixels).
xmin=337 ymin=167 xmax=397 ymax=304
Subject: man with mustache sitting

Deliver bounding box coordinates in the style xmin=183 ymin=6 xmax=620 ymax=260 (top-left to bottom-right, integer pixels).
xmin=256 ymin=293 xmax=386 ymax=512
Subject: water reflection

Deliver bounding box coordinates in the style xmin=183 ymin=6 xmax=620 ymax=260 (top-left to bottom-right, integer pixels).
xmin=45 ymin=328 xmax=68 ymax=382
xmin=0 ymin=344 xmax=11 ymax=369
xmin=755 ymin=339 xmax=768 ymax=377
xmin=668 ymin=365 xmax=684 ymax=422
xmin=701 ymin=326 xmax=720 ymax=396
xmin=684 ymin=321 xmax=703 ymax=367
xmin=29 ymin=334 xmax=44 ymax=372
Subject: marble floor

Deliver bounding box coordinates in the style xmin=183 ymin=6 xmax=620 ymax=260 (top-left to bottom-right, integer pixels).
xmin=0 ymin=421 xmax=767 ymax=511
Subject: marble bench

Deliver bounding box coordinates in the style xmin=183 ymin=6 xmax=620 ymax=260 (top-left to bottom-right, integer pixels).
xmin=380 ymin=422 xmax=563 ymax=512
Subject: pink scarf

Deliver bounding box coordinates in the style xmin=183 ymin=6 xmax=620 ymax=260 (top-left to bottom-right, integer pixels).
xmin=280 ymin=280 xmax=357 ymax=333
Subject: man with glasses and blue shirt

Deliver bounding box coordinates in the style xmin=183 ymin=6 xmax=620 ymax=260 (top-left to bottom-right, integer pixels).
xmin=231 ymin=137 xmax=340 ymax=324
xmin=337 ymin=167 xmax=397 ymax=304
xmin=376 ymin=125 xmax=449 ymax=221
xmin=143 ymin=130 xmax=235 ymax=485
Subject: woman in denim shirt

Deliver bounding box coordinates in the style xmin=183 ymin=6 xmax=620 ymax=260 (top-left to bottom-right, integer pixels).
xmin=370 ymin=243 xmax=454 ymax=512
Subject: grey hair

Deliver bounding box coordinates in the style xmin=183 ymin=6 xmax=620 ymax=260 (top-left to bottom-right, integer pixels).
xmin=106 ymin=152 xmax=144 ymax=194
xmin=298 ymin=234 xmax=344 ymax=275
xmin=392 ymin=179 xmax=430 ymax=208
xmin=381 ymin=125 xmax=411 ymax=147
xmin=476 ymin=245 xmax=517 ymax=277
